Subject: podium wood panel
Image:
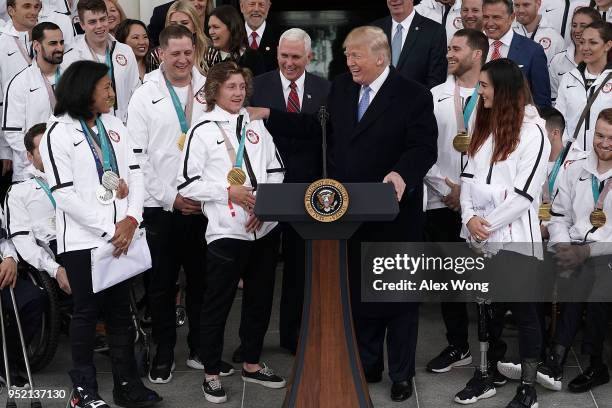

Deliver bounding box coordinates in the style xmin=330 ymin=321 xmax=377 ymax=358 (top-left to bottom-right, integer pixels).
xmin=283 ymin=240 xmax=372 ymax=408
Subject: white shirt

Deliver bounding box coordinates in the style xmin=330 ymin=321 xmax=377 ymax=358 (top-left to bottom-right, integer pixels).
xmin=426 ymin=75 xmax=478 ymax=209
xmin=279 ymin=70 xmax=306 ymax=108
xmin=512 ymin=15 xmax=565 ymax=63
xmin=549 ymin=151 xmax=612 ymax=256
xmin=128 ymin=66 xmax=207 ymax=211
xmin=415 ymin=0 xmax=463 ymax=44
xmin=39 ymin=113 xmax=144 ymax=254
xmin=359 ymin=66 xmax=390 ymax=110
xmin=176 ymin=106 xmax=285 ymax=244
xmin=66 ymin=35 xmax=140 ymax=124
xmin=244 ymin=20 xmax=266 ymax=48
xmin=5 ymin=165 xmax=60 ymax=277
xmin=555 ymin=66 xmax=612 ymax=151
xmin=2 ymin=57 xmax=77 ymax=181
xmin=460 ymin=105 xmax=551 ymax=256
xmin=540 ymin=0 xmax=588 ymax=46
xmin=548 ymin=42 xmax=578 ymax=101
xmin=487 ymin=28 xmax=514 ymax=61
xmin=391 ymin=10 xmax=416 ymax=53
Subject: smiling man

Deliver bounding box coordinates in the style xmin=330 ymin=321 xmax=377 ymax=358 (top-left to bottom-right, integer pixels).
xmin=482 ymin=0 xmax=551 ymax=106
xmin=66 ymin=0 xmax=139 ymax=123
xmin=249 ymin=28 xmax=330 ymax=356
xmin=461 ymin=0 xmax=485 ymax=30
xmin=512 ymin=0 xmax=564 ymax=62
xmin=240 ymin=0 xmax=280 ymax=72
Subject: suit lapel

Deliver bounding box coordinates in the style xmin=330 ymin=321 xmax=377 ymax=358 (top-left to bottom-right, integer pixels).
xmin=271 ymin=71 xmax=287 ymax=111
xmin=507 ymin=34 xmax=521 ymax=61
xmin=302 ymin=73 xmax=315 ymax=112
xmin=352 ymin=70 xmax=397 ymax=139
xmin=397 ymin=13 xmax=422 ymax=70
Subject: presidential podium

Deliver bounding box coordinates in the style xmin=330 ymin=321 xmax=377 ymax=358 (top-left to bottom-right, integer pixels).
xmin=255 ymin=182 xmax=399 ymax=408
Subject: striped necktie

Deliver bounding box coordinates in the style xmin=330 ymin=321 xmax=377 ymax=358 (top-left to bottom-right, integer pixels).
xmin=287 ymin=82 xmax=300 ymax=112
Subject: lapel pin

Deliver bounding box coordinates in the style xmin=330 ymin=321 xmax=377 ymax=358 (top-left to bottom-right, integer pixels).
xmin=307 ymin=94 xmax=312 ymax=99
xmin=265 ymin=46 xmax=270 ymax=51
xmin=415 ymin=26 xmax=419 ymax=31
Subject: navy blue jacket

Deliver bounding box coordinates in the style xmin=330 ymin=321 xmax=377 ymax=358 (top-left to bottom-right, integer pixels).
xmin=507 ymin=32 xmax=552 ymax=107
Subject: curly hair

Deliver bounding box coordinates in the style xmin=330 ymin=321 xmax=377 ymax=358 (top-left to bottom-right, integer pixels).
xmin=468 ymin=59 xmax=531 ymax=163
xmin=204 ymin=61 xmax=253 ymax=112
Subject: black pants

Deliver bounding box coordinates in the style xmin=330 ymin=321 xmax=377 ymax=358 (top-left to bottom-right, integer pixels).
xmin=279 ymin=223 xmax=305 ymax=352
xmin=554 ymin=302 xmax=610 ymax=358
xmin=425 ymin=208 xmax=469 ymax=350
xmin=0 ymin=274 xmax=46 ymax=371
xmin=143 ymin=208 xmax=207 ymax=359
xmin=63 ymin=249 xmax=138 ymax=389
xmin=200 ymin=228 xmax=280 ymax=375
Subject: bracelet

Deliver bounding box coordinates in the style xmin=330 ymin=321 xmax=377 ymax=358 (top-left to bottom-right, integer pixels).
xmin=125 ymin=215 xmax=139 ymax=227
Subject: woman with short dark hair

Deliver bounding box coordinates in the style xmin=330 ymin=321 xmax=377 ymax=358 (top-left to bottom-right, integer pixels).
xmin=455 ymin=58 xmax=551 ymax=408
xmin=40 ymin=60 xmax=161 ymax=408
xmin=204 ymin=5 xmax=266 ymax=76
xmin=176 ymin=61 xmax=285 ymax=404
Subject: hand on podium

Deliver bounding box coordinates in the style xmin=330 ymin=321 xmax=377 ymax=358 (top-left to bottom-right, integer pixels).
xmin=383 ymin=171 xmax=406 ymax=201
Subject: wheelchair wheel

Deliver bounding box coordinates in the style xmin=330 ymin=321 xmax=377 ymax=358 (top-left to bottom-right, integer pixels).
xmin=26 ymin=268 xmax=62 ymax=372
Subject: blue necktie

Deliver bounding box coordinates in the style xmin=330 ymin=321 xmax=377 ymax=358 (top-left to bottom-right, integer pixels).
xmin=357 ymin=86 xmax=371 ymax=122
xmin=392 ymin=24 xmax=403 ymax=67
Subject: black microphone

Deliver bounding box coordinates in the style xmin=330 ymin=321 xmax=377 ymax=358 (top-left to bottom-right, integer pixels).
xmin=318 ymin=106 xmax=329 ymax=179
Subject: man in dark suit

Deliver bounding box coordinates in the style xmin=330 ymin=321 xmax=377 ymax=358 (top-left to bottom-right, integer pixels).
xmin=250 ymin=28 xmax=331 ymax=356
xmin=483 ymin=0 xmax=551 ymax=106
xmin=249 ymin=25 xmax=437 ymax=402
xmin=240 ymin=0 xmax=280 ymax=72
xmin=372 ymin=0 xmax=447 ymax=88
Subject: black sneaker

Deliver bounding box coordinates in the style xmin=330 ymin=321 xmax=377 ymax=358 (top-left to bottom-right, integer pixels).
xmin=491 ymin=363 xmax=508 ymax=387
xmin=70 ymin=386 xmax=110 ymax=408
xmin=454 ymin=369 xmax=496 ymax=405
xmin=505 ymin=384 xmax=538 ymax=408
xmin=147 ymin=357 xmax=175 ymax=384
xmin=202 ymin=377 xmax=227 ymax=404
xmin=113 ymin=380 xmax=162 ymax=408
xmin=185 ymin=351 xmax=235 ymax=377
xmin=242 ymin=363 xmax=287 ymax=389
xmin=427 ymin=345 xmax=472 ymax=373
xmin=497 ymin=360 xmax=561 ymax=391
xmin=568 ymin=365 xmax=610 ymax=393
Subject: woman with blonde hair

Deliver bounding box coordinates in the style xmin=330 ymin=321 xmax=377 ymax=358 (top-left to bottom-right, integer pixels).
xmin=104 ymin=0 xmax=126 ymax=36
xmin=149 ymin=0 xmax=210 ymax=75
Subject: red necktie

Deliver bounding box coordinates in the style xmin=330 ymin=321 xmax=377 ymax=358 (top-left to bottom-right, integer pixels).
xmin=250 ymin=32 xmax=259 ymax=50
xmin=491 ymin=40 xmax=503 ymax=60
xmin=287 ymin=82 xmax=300 ymax=112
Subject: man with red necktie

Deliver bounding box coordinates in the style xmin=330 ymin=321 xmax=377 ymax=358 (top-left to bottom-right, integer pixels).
xmin=240 ymin=0 xmax=281 ymax=72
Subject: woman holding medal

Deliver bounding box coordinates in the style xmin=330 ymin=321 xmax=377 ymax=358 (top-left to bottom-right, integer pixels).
xmin=39 ymin=60 xmax=161 ymax=408
xmin=177 ymin=60 xmax=285 ymax=404
xmin=456 ymin=58 xmax=550 ymax=408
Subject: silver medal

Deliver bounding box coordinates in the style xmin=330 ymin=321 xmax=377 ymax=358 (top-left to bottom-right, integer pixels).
xmin=101 ymin=170 xmax=120 ymax=191
xmin=96 ymin=184 xmax=116 ymax=205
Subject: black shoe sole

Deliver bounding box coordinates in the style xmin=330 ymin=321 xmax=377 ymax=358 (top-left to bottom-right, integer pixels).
xmin=113 ymin=397 xmax=162 ymax=408
xmin=568 ymin=376 xmax=610 ymax=393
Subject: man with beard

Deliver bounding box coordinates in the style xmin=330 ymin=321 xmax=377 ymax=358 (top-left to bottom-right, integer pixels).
xmin=2 ymin=21 xmax=76 ymax=182
xmin=512 ymin=0 xmax=564 ymax=63
xmin=424 ymin=28 xmax=490 ymax=376
xmin=461 ymin=0 xmax=485 ymax=30
xmin=240 ymin=0 xmax=280 ymax=72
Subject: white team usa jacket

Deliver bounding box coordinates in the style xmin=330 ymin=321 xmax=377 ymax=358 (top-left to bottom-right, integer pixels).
xmin=5 ymin=165 xmax=60 ymax=277
xmin=512 ymin=16 xmax=565 ymax=64
xmin=548 ymin=42 xmax=577 ymax=101
xmin=67 ymin=35 xmax=140 ymax=124
xmin=414 ymin=0 xmax=463 ymax=44
xmin=128 ymin=66 xmax=207 ymax=210
xmin=425 ymin=75 xmax=477 ymax=210
xmin=555 ymin=66 xmax=612 ymax=152
xmin=2 ymin=58 xmax=77 ymax=181
xmin=39 ymin=113 xmax=144 ymax=254
xmin=540 ymin=0 xmax=588 ymax=47
xmin=548 ymin=151 xmax=612 ymax=256
xmin=176 ymin=106 xmax=285 ymax=244
xmin=460 ymin=105 xmax=551 ymax=256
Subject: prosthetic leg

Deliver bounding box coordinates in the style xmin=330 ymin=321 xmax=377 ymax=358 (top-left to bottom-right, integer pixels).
xmin=0 ymin=287 xmax=42 ymax=408
xmin=476 ymin=298 xmax=492 ymax=378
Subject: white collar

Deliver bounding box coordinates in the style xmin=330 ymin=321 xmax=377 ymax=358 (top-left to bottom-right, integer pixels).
xmin=1 ymin=20 xmax=27 ymax=39
xmin=364 ymin=66 xmax=390 ymax=94
xmin=202 ymin=104 xmax=251 ymax=124
xmin=391 ymin=9 xmax=416 ymax=33
xmin=279 ymin=70 xmax=306 ymax=91
xmin=245 ymin=20 xmax=266 ymax=40
xmin=584 ymin=151 xmax=612 ymax=181
xmin=26 ymin=164 xmax=47 ymax=180
xmin=489 ymin=27 xmax=514 ymax=47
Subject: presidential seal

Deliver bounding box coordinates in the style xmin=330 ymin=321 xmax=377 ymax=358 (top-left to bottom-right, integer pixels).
xmin=304 ymin=178 xmax=349 ymax=222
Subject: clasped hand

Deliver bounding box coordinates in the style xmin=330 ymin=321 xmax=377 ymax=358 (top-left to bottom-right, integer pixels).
xmin=110 ymin=218 xmax=137 ymax=258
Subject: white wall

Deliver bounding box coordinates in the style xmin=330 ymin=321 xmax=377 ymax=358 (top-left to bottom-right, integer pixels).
xmin=117 ymin=0 xmax=169 ymax=25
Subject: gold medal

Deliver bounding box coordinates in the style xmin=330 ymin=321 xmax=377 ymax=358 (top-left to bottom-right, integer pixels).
xmin=227 ymin=167 xmax=246 ymax=186
xmin=590 ymin=208 xmax=607 ymax=228
xmin=538 ymin=202 xmax=552 ymax=221
xmin=453 ymin=132 xmax=471 ymax=153
xmin=177 ymin=133 xmax=186 ymax=151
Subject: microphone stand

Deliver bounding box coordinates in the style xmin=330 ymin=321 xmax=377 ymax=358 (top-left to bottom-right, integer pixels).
xmin=318 ymin=106 xmax=329 ymax=179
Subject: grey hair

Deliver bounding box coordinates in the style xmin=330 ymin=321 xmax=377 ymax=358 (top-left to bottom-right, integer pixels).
xmin=278 ymin=28 xmax=312 ymax=53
